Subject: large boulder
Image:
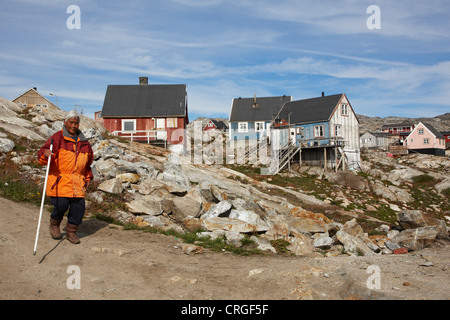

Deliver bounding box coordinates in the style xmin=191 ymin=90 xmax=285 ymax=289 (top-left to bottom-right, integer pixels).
xmin=336 ymin=230 xmax=373 ymax=256
xmin=391 ymin=226 xmax=441 ymax=251
xmin=126 ymin=195 xmax=163 ymax=216
xmin=0 ymin=138 xmax=15 ymax=153
xmin=98 ymin=178 xmax=123 ymax=194
xmin=171 ymin=195 xmax=202 ymax=221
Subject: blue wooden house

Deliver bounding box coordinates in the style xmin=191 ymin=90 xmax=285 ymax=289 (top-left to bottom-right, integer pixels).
xmin=271 ymin=93 xmax=360 ymax=172
xmin=229 ymin=95 xmax=292 ymax=141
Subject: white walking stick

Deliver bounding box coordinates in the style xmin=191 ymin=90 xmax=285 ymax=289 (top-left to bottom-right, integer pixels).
xmin=33 ymin=139 xmax=53 ymax=256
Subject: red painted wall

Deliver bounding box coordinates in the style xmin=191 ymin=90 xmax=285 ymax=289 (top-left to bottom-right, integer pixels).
xmin=103 ymin=117 xmax=187 ymax=145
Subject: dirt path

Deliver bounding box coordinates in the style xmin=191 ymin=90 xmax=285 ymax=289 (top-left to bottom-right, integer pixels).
xmin=1 ymin=196 xmax=449 ymax=301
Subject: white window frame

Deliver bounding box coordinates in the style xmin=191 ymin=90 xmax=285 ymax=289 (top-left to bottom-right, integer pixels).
xmin=314 ymin=125 xmax=324 ymax=138
xmin=166 ymin=117 xmax=178 ymax=128
xmin=341 ymin=104 xmax=349 ymax=116
xmin=334 ymin=125 xmax=342 ymax=137
xmin=423 ymin=138 xmax=429 ymax=144
xmin=238 ymin=122 xmax=248 ymax=133
xmin=156 ymin=118 xmax=166 ymax=129
xmin=122 ymin=119 xmax=136 ymax=132
xmin=296 ymin=126 xmax=304 ymax=136
xmin=418 ymin=129 xmax=424 ymax=135
xmin=255 ymin=122 xmax=265 ymax=132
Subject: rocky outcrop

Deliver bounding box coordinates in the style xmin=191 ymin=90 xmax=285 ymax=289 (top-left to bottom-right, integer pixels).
xmin=1 ymin=96 xmax=449 ymax=257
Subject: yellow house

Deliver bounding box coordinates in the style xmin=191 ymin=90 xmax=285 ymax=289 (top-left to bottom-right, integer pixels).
xmin=12 ymin=88 xmax=59 ymax=110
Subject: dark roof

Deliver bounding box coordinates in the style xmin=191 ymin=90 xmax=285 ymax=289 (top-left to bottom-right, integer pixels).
xmin=422 ymin=122 xmax=445 ymax=139
xmin=210 ymin=119 xmax=228 ymax=130
xmin=229 ymin=95 xmax=292 ymax=122
xmin=381 ymin=122 xmax=415 ymax=129
xmin=278 ymin=94 xmax=345 ymax=124
xmin=101 ymin=84 xmax=187 ymax=117
xmin=361 ymin=132 xmax=392 ymax=137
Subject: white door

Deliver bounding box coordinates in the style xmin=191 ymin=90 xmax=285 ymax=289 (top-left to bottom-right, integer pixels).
xmin=156 ymin=118 xmax=166 ymax=140
xmin=290 ymin=128 xmax=296 ymax=144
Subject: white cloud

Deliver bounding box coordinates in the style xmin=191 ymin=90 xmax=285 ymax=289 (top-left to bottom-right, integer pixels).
xmin=170 ymin=0 xmax=222 ymax=7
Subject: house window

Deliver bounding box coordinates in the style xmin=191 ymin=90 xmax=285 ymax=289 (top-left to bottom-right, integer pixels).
xmin=418 ymin=129 xmax=424 ymax=135
xmin=156 ymin=118 xmax=165 ymax=129
xmin=334 ymin=125 xmax=342 ymax=137
xmin=167 ymin=118 xmax=178 ymax=128
xmin=314 ymin=125 xmax=324 ymax=138
xmin=341 ymin=104 xmax=348 ymax=116
xmin=255 ymin=122 xmax=265 ymax=132
xmin=423 ymin=138 xmax=429 ymax=144
xmin=122 ymin=119 xmax=136 ymax=132
xmin=238 ymin=122 xmax=248 ymax=133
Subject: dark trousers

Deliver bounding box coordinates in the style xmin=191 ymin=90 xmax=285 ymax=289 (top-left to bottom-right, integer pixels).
xmin=50 ymin=197 xmax=85 ymax=226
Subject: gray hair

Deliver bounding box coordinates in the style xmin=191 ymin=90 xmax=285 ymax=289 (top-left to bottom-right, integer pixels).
xmin=65 ymin=110 xmax=80 ymax=122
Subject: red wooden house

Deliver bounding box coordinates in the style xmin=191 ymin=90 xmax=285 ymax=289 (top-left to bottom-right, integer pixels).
xmin=100 ymin=77 xmax=188 ymax=153
xmin=203 ymin=119 xmax=228 ymax=132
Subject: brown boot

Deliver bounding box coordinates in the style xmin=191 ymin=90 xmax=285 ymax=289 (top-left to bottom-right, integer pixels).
xmin=65 ymin=223 xmax=81 ymax=244
xmin=49 ymin=218 xmax=63 ymax=239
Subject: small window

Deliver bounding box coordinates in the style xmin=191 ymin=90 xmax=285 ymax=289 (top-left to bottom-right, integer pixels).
xmin=341 ymin=104 xmax=348 ymax=116
xmin=238 ymin=122 xmax=248 ymax=133
xmin=167 ymin=118 xmax=178 ymax=128
xmin=255 ymin=122 xmax=265 ymax=132
xmin=334 ymin=125 xmax=341 ymax=137
xmin=314 ymin=125 xmax=324 ymax=137
xmin=122 ymin=119 xmax=136 ymax=132
xmin=423 ymin=138 xmax=429 ymax=144
xmin=418 ymin=129 xmax=424 ymax=135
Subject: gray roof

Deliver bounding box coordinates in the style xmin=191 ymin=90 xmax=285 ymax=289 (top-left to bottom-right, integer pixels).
xmin=381 ymin=122 xmax=415 ymax=129
xmin=278 ymin=93 xmax=345 ymax=124
xmin=229 ymin=95 xmax=292 ymax=122
xmin=101 ymin=84 xmax=187 ymax=117
xmin=210 ymin=119 xmax=228 ymax=130
xmin=422 ymin=122 xmax=445 ymax=139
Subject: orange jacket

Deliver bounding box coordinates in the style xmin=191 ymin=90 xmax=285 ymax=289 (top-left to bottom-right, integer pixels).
xmin=38 ymin=127 xmax=94 ymax=198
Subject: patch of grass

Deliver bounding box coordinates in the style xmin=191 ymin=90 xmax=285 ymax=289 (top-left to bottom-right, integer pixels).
xmin=270 ymin=239 xmax=291 ymax=255
xmin=93 ymin=212 xmax=264 ymax=256
xmin=442 ymin=187 xmax=450 ymax=198
xmin=0 ymin=156 xmax=45 ymax=206
xmin=0 ymin=176 xmax=44 ymax=206
xmin=368 ymin=205 xmax=398 ymax=225
xmin=412 ymin=174 xmax=436 ymax=186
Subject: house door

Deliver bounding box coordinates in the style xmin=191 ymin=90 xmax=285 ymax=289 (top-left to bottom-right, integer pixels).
xmin=290 ymin=128 xmax=296 ymax=144
xmin=156 ymin=118 xmax=166 ymax=140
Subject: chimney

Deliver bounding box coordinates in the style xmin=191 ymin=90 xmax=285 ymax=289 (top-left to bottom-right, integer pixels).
xmin=252 ymin=93 xmax=258 ymax=109
xmin=139 ymin=77 xmax=148 ymax=85
xmin=322 ymin=92 xmax=325 ymax=97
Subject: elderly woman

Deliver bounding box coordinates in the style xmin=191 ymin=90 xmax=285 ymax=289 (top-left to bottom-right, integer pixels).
xmin=38 ymin=110 xmax=94 ymax=244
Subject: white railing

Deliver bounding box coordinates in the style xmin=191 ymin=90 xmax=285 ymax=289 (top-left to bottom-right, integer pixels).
xmin=112 ymin=130 xmax=167 ymax=145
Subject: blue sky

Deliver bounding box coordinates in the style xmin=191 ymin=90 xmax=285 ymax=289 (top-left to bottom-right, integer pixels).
xmin=1 ymin=0 xmax=449 ymax=121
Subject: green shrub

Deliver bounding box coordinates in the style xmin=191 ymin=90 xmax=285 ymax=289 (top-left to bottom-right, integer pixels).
xmin=412 ymin=174 xmax=435 ymax=186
